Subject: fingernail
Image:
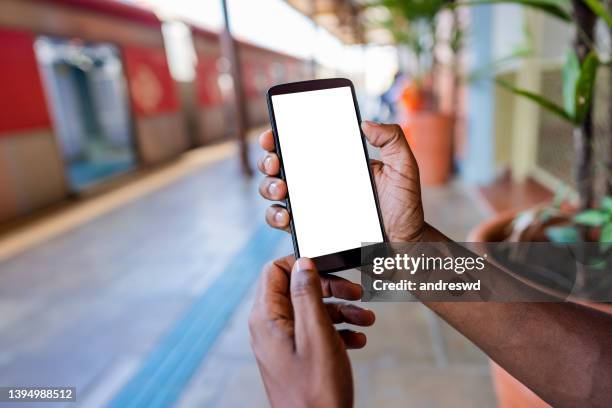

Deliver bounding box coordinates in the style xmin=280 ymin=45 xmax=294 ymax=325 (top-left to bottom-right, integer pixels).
xmin=295 ymin=257 xmax=315 ymax=272
xmin=264 ymin=155 xmax=272 ymax=170
xmin=268 ymin=182 xmax=279 ymax=196
xmin=362 ymin=120 xmax=380 ymax=127
xmin=274 ymin=210 xmax=285 ymax=224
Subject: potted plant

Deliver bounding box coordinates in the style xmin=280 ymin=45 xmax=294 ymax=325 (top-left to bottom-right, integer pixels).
xmin=462 ymin=0 xmax=612 ymax=405
xmin=371 ymin=0 xmax=457 ymax=186
xmin=465 ymin=0 xmax=610 ymax=244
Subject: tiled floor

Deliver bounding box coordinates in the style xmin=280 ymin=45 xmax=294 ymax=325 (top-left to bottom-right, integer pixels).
xmin=176 ymin=181 xmax=497 ymax=408
xmin=0 ymin=142 xmax=496 ymax=408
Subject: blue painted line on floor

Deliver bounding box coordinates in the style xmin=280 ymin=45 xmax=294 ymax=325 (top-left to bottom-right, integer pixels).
xmin=106 ymin=224 xmax=285 ymax=408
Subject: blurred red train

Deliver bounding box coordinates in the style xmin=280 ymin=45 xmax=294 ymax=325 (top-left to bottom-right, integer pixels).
xmin=0 ymin=0 xmax=309 ymax=223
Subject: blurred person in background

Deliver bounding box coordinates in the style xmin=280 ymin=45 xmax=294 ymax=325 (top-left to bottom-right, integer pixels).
xmin=249 ymin=122 xmax=612 ymax=407
xmin=376 ymin=71 xmax=406 ymax=122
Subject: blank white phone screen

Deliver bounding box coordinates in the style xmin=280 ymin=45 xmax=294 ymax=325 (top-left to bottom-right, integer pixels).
xmin=271 ymin=86 xmax=384 ymax=258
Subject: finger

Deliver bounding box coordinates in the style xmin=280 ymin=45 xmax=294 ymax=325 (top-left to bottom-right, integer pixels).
xmin=361 ymin=121 xmax=416 ymax=173
xmin=252 ymin=257 xmax=292 ymax=320
xmin=259 ymin=177 xmax=287 ymax=201
xmin=320 ymin=276 xmax=363 ymax=300
xmin=257 ymin=153 xmax=281 ymax=176
xmin=266 ymin=256 xmax=364 ymax=300
xmin=338 ymin=329 xmax=367 ymax=349
xmin=291 ymin=258 xmax=336 ymax=354
xmin=325 ymin=303 xmax=376 ymax=327
xmin=259 ymin=129 xmax=276 ymax=152
xmin=265 ymin=205 xmax=290 ymax=232
xmin=271 ymin=254 xmax=296 ymax=272
xmin=249 ymin=257 xmax=295 ymax=349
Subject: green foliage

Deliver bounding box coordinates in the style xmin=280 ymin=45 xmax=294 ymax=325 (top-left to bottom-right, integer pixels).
xmin=601 ymin=213 xmax=612 ymax=250
xmin=601 ymin=223 xmax=612 ymax=242
xmin=602 ymin=196 xmax=612 ymax=212
xmin=546 ymin=225 xmax=579 ymax=243
xmin=562 ymin=50 xmax=580 ymax=118
xmin=496 ymin=79 xmax=573 ymax=121
xmin=573 ymin=52 xmax=600 ymax=124
xmin=378 ymin=0 xmax=448 ymax=22
xmin=453 ymin=1 xmax=603 ymax=127
xmin=572 ymin=197 xmax=612 ymax=246
xmin=370 ymin=0 xmax=453 ymax=78
xmin=451 ymin=0 xmax=572 ymax=21
xmin=583 ymin=0 xmax=612 ymax=28
xmin=573 ymin=209 xmax=610 ymax=226
xmin=542 ymin=197 xmax=612 ymax=243
xmin=496 ymin=51 xmax=599 ymax=125
xmin=589 ymin=196 xmax=612 ymax=249
xmin=377 ymin=17 xmax=415 ymax=47
xmin=452 ymin=0 xmax=609 ymax=244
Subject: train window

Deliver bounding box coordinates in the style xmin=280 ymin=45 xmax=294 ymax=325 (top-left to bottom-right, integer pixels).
xmin=34 ymin=36 xmax=137 ymax=191
xmin=216 ymin=57 xmax=234 ymax=97
xmin=254 ymin=65 xmax=267 ymax=93
xmin=162 ymin=21 xmax=196 ymax=82
xmin=270 ymin=62 xmax=286 ymax=84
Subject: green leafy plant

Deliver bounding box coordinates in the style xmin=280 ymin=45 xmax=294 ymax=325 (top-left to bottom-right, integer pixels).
xmin=575 ymin=196 xmax=612 ymax=234
xmin=486 ymin=1 xmax=605 ymax=211
xmin=368 ymin=0 xmax=464 ymax=112
xmin=545 ymin=196 xmax=612 ymax=244
xmin=496 ymin=50 xmax=599 ymax=126
xmin=583 ymin=0 xmax=612 ymax=27
xmin=453 ymin=0 xmax=611 ymax=244
xmin=467 ymin=0 xmax=609 ymax=208
xmin=370 ymin=0 xmax=455 ymax=77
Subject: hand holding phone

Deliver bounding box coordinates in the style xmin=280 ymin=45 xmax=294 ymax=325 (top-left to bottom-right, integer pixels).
xmin=267 ymin=79 xmax=384 ymax=272
xmin=265 ymin=78 xmax=426 ymax=273
xmin=261 ymin=82 xmax=426 ymax=271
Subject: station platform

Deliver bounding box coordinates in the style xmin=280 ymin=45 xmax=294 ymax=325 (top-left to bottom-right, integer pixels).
xmin=0 ymin=136 xmax=496 ymax=408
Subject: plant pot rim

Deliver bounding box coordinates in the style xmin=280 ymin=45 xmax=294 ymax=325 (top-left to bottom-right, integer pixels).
xmin=468 ymin=208 xmax=612 ymax=315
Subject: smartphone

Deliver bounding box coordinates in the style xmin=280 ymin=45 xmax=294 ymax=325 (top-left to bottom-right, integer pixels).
xmin=267 ymin=78 xmax=386 ymax=273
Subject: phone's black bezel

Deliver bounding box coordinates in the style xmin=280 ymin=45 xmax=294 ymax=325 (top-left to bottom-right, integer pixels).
xmin=266 ymin=78 xmax=387 ymax=274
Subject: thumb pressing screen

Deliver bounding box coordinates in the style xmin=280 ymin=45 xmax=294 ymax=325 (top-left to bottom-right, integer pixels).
xmin=268 ymin=79 xmax=385 ymax=272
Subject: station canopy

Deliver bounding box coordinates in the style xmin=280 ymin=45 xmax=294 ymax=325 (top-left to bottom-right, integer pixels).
xmin=283 ymin=0 xmax=394 ymax=45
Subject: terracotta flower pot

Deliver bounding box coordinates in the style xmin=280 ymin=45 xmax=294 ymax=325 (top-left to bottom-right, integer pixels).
xmin=490 ymin=362 xmax=552 ymax=408
xmin=469 ymin=210 xmax=611 ymax=407
xmin=400 ymin=111 xmax=452 ymax=186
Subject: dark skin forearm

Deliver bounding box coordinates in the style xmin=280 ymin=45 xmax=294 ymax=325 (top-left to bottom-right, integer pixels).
xmin=420 ymin=224 xmax=612 ymax=408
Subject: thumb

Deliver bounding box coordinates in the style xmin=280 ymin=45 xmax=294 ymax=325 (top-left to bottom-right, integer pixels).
xmin=291 ymin=258 xmax=336 ymax=354
xmin=361 ymin=121 xmax=416 ymax=173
